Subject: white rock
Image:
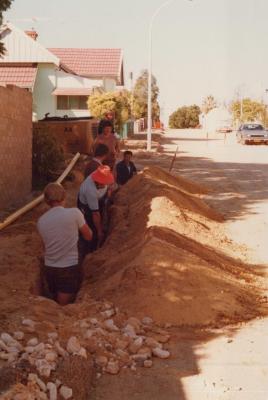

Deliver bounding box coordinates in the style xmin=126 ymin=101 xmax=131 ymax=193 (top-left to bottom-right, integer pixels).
xmin=59 ymin=385 xmax=73 ymax=399
xmin=90 ymin=318 xmax=98 ymax=325
xmin=35 ymin=343 xmax=45 ymax=353
xmin=55 ymin=379 xmax=62 ymax=388
xmin=45 ymin=351 xmax=58 ymax=363
xmin=47 ymin=382 xmax=57 ymax=400
xmin=27 ymin=337 xmax=39 ymax=347
xmin=94 ymin=327 xmax=107 ymax=336
xmin=1 ymin=333 xmax=14 ymax=345
xmin=152 ymin=348 xmax=170 ymax=359
xmin=132 ymin=354 xmax=148 ymax=362
xmin=6 ymin=346 xmax=19 ymax=354
xmin=66 ymin=336 xmax=81 ymax=354
xmin=144 ymin=359 xmax=153 ymax=368
xmin=129 ymin=337 xmax=143 ymax=354
xmin=104 ymin=319 xmax=119 ymax=332
xmin=36 ymin=359 xmax=52 ymax=378
xmin=25 ymin=346 xmax=35 ymax=354
xmin=106 ymin=360 xmax=120 ymax=375
xmin=101 ymin=309 xmax=115 ymax=319
xmin=47 ymin=332 xmax=58 ymax=341
xmin=28 ymin=373 xmax=47 ymax=392
xmin=77 ymin=347 xmax=87 ymax=359
xmin=13 ymin=331 xmax=24 ymax=340
xmin=95 ymin=355 xmax=108 ymax=367
xmin=0 ymin=340 xmax=8 ymax=351
xmin=22 ymin=319 xmax=35 ymax=327
xmin=142 ymin=317 xmax=153 ymax=325
xmin=123 ymin=324 xmax=137 ymax=338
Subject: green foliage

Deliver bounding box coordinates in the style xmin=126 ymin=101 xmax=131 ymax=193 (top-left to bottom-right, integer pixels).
xmin=231 ymin=98 xmax=266 ymax=124
xmin=132 ymin=70 xmax=160 ymax=121
xmin=0 ymin=0 xmax=13 ymax=56
xmin=202 ymin=95 xmax=217 ymax=114
xmin=32 ymin=127 xmax=64 ymax=188
xmin=169 ymin=105 xmax=201 ymax=129
xmin=88 ymin=90 xmax=131 ymax=133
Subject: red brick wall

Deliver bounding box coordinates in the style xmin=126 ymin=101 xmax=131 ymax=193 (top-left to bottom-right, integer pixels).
xmin=0 ymin=85 xmax=32 ymax=209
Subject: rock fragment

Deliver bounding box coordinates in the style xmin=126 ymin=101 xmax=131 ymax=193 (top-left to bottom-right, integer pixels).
xmin=106 ymin=360 xmax=120 ymax=375
xmin=13 ymin=331 xmax=25 ymax=340
xmin=144 ymin=359 xmax=153 ymax=368
xmin=47 ymin=382 xmax=57 ymax=400
xmin=152 ymin=348 xmax=170 ymax=359
xmin=59 ymin=385 xmax=73 ymax=399
xmin=66 ymin=336 xmax=81 ymax=354
xmin=104 ymin=319 xmax=119 ymax=332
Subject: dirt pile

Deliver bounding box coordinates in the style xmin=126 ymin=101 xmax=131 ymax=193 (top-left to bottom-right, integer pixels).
xmin=81 ymin=166 xmax=265 ymax=327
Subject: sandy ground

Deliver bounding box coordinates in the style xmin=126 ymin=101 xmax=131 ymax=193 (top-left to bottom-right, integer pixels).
xmin=0 ymin=129 xmax=268 ymax=399
xmin=91 ymin=129 xmax=268 ymax=400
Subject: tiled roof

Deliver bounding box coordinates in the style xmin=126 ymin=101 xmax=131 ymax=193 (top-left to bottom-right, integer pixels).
xmin=49 ymin=48 xmax=123 ymax=82
xmin=0 ymin=65 xmax=37 ymax=88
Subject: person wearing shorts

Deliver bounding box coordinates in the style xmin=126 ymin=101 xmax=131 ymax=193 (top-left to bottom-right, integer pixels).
xmin=37 ymin=183 xmax=92 ymax=305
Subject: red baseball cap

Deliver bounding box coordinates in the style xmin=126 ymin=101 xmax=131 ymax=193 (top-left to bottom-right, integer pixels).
xmin=91 ymin=165 xmax=114 ymax=185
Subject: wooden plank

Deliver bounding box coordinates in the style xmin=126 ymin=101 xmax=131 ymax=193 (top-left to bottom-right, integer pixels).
xmin=0 ymin=152 xmax=80 ymax=231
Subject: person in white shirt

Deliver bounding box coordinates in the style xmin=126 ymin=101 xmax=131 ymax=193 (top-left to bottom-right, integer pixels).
xmin=78 ymin=165 xmax=114 ymax=254
xmin=37 ymin=183 xmax=92 ymax=305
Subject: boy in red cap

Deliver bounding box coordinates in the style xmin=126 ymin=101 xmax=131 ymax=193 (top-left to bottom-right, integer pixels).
xmin=78 ymin=165 xmax=114 ymax=254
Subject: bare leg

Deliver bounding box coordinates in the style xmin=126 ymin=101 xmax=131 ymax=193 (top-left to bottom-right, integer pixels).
xmin=56 ymin=292 xmax=74 ymax=306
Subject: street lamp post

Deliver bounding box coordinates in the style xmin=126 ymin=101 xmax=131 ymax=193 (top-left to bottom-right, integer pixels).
xmin=147 ymin=0 xmax=192 ymax=151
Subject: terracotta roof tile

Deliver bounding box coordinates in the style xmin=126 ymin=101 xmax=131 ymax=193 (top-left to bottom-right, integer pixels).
xmin=0 ymin=65 xmax=37 ymax=88
xmin=49 ymin=48 xmax=122 ymax=80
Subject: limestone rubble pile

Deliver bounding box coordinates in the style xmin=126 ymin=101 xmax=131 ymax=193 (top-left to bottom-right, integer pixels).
xmin=0 ymin=302 xmax=171 ymax=399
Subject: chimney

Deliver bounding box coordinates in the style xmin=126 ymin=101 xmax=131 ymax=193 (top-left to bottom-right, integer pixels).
xmin=25 ymin=30 xmax=38 ymax=41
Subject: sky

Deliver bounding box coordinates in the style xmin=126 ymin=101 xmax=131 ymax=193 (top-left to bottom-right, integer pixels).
xmin=4 ymin=0 xmax=268 ymax=120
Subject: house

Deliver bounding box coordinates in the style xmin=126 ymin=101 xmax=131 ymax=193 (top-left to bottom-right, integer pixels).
xmin=0 ymin=23 xmax=124 ymax=120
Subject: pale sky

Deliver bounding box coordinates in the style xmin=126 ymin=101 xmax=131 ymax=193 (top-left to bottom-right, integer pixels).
xmin=4 ymin=0 xmax=268 ymax=120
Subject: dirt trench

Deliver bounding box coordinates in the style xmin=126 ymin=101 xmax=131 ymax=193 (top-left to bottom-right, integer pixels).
xmin=0 ymin=162 xmax=267 ymax=399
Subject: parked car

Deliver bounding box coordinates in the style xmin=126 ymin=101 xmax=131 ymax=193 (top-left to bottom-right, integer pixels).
xmin=236 ymin=123 xmax=268 ymax=144
xmin=216 ymin=126 xmax=233 ymax=133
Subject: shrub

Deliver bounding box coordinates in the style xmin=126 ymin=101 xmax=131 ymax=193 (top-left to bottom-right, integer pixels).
xmin=32 ymin=127 xmax=64 ymax=188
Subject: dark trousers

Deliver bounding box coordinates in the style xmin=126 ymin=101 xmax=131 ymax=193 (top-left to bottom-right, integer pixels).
xmin=77 ymin=199 xmax=98 ymax=259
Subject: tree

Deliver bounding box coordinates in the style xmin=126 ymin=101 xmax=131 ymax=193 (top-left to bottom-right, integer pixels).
xmin=132 ymin=70 xmax=160 ymax=122
xmin=231 ymin=98 xmax=266 ymax=124
xmin=88 ymin=90 xmax=131 ymax=133
xmin=0 ymin=0 xmax=13 ymax=56
xmin=169 ymin=105 xmax=201 ymax=129
xmin=201 ymin=95 xmax=217 ymax=114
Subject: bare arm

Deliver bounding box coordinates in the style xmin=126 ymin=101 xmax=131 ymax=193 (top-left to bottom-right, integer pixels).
xmin=92 ymin=211 xmax=102 ymax=235
xmin=79 ymin=224 xmax=92 ymax=241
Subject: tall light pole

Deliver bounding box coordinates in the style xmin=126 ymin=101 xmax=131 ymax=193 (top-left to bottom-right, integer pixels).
xmin=147 ymin=0 xmax=192 ymax=151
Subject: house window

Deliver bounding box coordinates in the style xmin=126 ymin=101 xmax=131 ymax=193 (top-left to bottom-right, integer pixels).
xmin=57 ymin=96 xmax=88 ymax=110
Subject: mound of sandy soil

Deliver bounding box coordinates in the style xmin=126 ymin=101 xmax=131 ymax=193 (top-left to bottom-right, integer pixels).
xmin=81 ymin=166 xmax=265 ymax=327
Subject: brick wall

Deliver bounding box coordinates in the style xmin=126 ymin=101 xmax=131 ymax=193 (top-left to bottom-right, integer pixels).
xmin=0 ymin=85 xmax=32 ymax=210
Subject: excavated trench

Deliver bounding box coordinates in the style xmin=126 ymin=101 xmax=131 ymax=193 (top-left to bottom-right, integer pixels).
xmin=0 ymin=166 xmax=267 ymax=399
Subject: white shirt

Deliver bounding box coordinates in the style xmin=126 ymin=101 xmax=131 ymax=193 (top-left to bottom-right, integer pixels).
xmin=79 ymin=176 xmax=107 ymax=211
xmin=37 ymin=207 xmax=85 ymax=268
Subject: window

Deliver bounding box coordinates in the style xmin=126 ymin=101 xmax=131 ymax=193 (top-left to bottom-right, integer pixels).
xmin=57 ymin=96 xmax=88 ymax=110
